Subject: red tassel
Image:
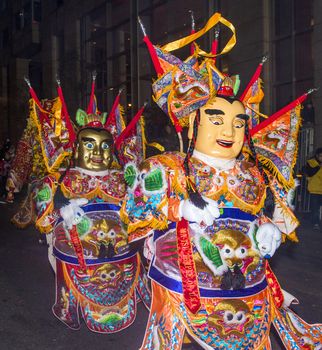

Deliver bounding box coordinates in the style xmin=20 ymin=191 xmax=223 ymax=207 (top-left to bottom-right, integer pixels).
xmin=266 ymin=262 xmax=284 ymax=308
xmin=29 ymin=87 xmax=52 ymax=126
xmin=177 ymin=218 xmax=201 ymax=314
xmin=69 ymin=225 xmax=87 ymax=272
xmin=239 ymin=63 xmax=263 ymax=102
xmin=114 ymin=104 xmax=146 ymax=150
xmin=143 ymin=36 xmax=164 ymax=76
xmin=190 ymin=29 xmax=196 ymax=55
xmin=211 ymin=39 xmax=218 ymax=56
xmin=250 ymin=93 xmax=307 ymax=136
xmin=105 ymin=91 xmax=121 ymax=128
xmin=170 ymin=111 xmax=183 ymax=133
xmin=211 ymin=38 xmax=219 ymax=65
xmin=57 ymin=85 xmax=76 ymax=146
xmin=86 ymin=80 xmax=96 ymax=114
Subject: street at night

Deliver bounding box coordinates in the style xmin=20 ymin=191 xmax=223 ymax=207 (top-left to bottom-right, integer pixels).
xmin=0 ymin=195 xmax=322 ymax=350
xmin=1 ymin=1 xmax=322 ymax=349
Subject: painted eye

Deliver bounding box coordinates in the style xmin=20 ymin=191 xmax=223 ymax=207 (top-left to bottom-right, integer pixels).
xmin=97 ymin=231 xmax=107 ymax=239
xmin=235 ymin=246 xmax=248 ymax=258
xmin=202 ymin=166 xmax=210 ymax=174
xmin=221 ymin=245 xmax=234 ymax=258
xmin=209 ymin=117 xmax=223 ymax=125
xmin=223 ymin=311 xmax=235 ymax=324
xmin=234 ymin=120 xmax=245 ymax=129
xmin=100 ymin=273 xmax=108 ymax=280
xmin=108 ymin=230 xmax=116 ymax=238
xmin=108 ymin=270 xmax=117 ymax=278
xmin=234 ymin=311 xmax=246 ymax=324
xmin=101 ymin=142 xmax=110 ymax=150
xmin=85 ymin=142 xmax=94 ymax=150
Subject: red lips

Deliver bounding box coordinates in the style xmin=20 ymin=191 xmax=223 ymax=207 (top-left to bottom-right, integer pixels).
xmin=216 ymin=139 xmax=234 ymax=148
xmin=91 ymin=157 xmax=103 ymax=163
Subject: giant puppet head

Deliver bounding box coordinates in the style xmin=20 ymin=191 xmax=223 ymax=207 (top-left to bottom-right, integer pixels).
xmin=143 ymin=13 xmax=249 ymax=160
xmin=188 ymin=92 xmax=247 ymax=160
xmin=74 ymin=109 xmax=114 ymax=172
xmin=143 ymin=11 xmax=308 ymax=191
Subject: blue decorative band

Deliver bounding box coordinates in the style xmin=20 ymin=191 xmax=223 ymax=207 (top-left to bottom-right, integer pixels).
xmin=153 ymin=221 xmax=176 ymax=240
xmin=53 ymin=247 xmax=138 ymax=265
xmin=149 ymin=263 xmax=267 ymax=298
xmin=56 ymin=202 xmax=121 ymax=225
xmin=218 ymin=208 xmax=256 ymax=221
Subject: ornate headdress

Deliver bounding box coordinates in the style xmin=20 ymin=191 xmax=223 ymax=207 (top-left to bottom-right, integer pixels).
xmin=139 ymin=13 xmax=241 ymax=151
xmin=140 ymin=11 xmax=316 ymax=189
xmin=26 ymin=72 xmax=148 ymax=171
xmin=75 ymin=72 xmax=115 ymax=133
xmin=25 ymin=77 xmax=74 ymax=173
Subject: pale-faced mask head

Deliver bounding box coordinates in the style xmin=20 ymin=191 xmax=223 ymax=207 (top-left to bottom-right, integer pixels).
xmin=74 ymin=128 xmax=113 ymax=171
xmin=188 ymin=97 xmax=247 ymax=159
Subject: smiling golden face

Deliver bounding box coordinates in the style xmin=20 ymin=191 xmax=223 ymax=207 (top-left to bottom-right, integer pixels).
xmin=74 ymin=128 xmax=114 ymax=171
xmin=189 ymin=97 xmax=247 ymax=159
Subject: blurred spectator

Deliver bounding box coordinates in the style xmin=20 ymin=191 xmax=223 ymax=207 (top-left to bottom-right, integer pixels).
xmin=0 ymin=152 xmax=11 ymax=198
xmin=302 ymin=147 xmax=322 ymax=230
xmin=0 ymin=138 xmax=11 ymax=159
xmin=301 ymin=100 xmax=315 ymax=125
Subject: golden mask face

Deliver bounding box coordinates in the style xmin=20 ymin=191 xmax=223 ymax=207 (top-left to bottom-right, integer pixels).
xmin=189 ymin=97 xmax=247 ymax=159
xmin=74 ymin=128 xmax=113 ymax=171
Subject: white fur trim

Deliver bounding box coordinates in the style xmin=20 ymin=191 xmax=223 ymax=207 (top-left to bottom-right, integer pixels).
xmin=193 ymin=150 xmax=236 ymax=171
xmin=74 ymin=167 xmax=110 ymax=177
xmin=282 ymin=289 xmax=299 ymax=308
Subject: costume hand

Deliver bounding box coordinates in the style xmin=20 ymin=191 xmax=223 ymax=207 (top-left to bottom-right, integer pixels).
xmin=143 ymin=235 xmax=155 ymax=261
xmin=60 ymin=198 xmax=88 ymax=229
xmin=179 ymin=196 xmax=220 ymax=226
xmin=256 ymin=223 xmax=282 ymax=258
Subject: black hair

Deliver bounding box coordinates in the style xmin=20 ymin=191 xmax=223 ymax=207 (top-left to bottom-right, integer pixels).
xmin=215 ymin=95 xmax=242 ymax=104
xmin=183 ymin=109 xmax=208 ymax=209
xmin=184 ymin=101 xmax=275 ymax=218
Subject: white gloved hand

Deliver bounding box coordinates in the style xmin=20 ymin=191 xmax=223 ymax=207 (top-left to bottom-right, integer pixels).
xmin=256 ymin=222 xmax=282 ymax=258
xmin=60 ymin=198 xmax=88 ymax=229
xmin=143 ymin=235 xmax=155 ymax=261
xmin=179 ymin=196 xmax=220 ymax=226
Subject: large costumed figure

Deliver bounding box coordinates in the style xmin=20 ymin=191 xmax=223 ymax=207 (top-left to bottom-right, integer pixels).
xmin=6 ymin=85 xmax=71 ymax=228
xmin=121 ymin=13 xmax=322 ymax=349
xmin=33 ymin=76 xmax=151 ymax=333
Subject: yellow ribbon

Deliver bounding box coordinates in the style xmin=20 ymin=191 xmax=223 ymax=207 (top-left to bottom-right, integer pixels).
xmin=34 ymin=97 xmax=63 ymax=137
xmin=50 ymin=97 xmax=63 ymax=137
xmin=161 ymin=12 xmax=236 ymax=58
xmin=53 ymin=107 xmax=62 ymax=136
xmin=146 ymin=141 xmax=165 ymax=152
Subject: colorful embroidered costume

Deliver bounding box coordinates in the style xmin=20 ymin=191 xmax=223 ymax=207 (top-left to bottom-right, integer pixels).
xmin=6 ymin=98 xmax=68 ymax=227
xmin=33 ymin=77 xmax=150 ymax=333
xmin=121 ymin=13 xmax=322 ymax=349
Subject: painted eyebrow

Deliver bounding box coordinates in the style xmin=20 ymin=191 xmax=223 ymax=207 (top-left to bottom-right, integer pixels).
xmin=102 ymin=138 xmax=113 ymax=143
xmin=236 ymin=114 xmax=249 ymax=120
xmin=204 ymin=109 xmax=225 ymax=115
xmin=81 ymin=137 xmax=96 ymax=142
